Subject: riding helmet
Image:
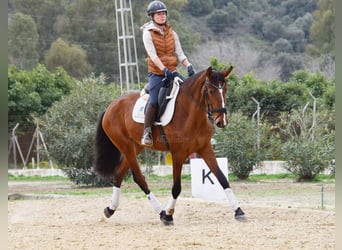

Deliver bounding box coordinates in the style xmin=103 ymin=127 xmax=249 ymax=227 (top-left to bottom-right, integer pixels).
xmin=147 ymin=1 xmax=167 ymax=16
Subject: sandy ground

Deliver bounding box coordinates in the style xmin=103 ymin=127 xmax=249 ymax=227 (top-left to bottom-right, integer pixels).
xmin=8 ymin=180 xmax=335 ymax=250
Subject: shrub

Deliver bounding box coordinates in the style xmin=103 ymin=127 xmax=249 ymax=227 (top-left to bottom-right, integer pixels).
xmin=214 ymin=112 xmax=263 ymax=179
xmin=282 ymin=137 xmax=334 ymax=180
xmin=281 ymin=109 xmax=334 ymax=181
xmin=40 ymin=74 xmax=121 ymax=186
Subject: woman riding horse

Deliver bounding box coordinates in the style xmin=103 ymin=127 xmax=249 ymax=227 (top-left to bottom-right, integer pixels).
xmin=140 ymin=0 xmax=195 ymax=146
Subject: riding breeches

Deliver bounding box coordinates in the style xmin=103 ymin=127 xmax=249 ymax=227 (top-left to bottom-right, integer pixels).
xmin=146 ymin=73 xmax=165 ymax=108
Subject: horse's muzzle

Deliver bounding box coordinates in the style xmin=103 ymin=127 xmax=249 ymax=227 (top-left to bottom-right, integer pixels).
xmin=215 ymin=120 xmax=226 ymax=128
xmin=211 ymin=108 xmax=227 ymax=128
xmin=214 ymin=115 xmax=227 ymax=128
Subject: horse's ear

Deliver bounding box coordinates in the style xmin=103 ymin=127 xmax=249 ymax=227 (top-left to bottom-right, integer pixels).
xmin=206 ymin=66 xmax=213 ymax=78
xmin=222 ymin=66 xmax=234 ymax=79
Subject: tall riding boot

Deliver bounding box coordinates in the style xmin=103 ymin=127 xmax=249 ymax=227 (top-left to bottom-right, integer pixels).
xmin=141 ymin=104 xmax=158 ymax=146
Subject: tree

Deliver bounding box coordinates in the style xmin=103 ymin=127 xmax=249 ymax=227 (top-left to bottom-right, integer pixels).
xmin=281 ymin=0 xmax=317 ymax=20
xmin=8 ymin=64 xmax=73 ymax=129
xmin=285 ymin=26 xmax=305 ymax=53
xmin=309 ymin=0 xmax=334 ymax=55
xmin=293 ymin=12 xmax=313 ymax=39
xmin=206 ymin=4 xmax=239 ymax=32
xmin=276 ymin=53 xmax=303 ymax=81
xmin=262 ymin=20 xmax=286 ymax=42
xmin=186 ymin=0 xmax=214 ymax=17
xmin=11 ymin=0 xmax=65 ymax=60
xmin=44 ymin=38 xmax=93 ymax=79
xmin=206 ymin=10 xmax=230 ymax=33
xmin=213 ymin=0 xmax=228 ymax=8
xmin=8 ymin=12 xmax=39 ymax=70
xmin=291 ymin=70 xmax=331 ymax=108
xmin=272 ymin=38 xmax=293 ymax=54
xmin=54 ymin=0 xmax=117 ymax=82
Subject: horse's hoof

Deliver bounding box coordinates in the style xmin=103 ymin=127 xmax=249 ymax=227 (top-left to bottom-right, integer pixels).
xmin=104 ymin=207 xmax=115 ymax=218
xmin=159 ymin=210 xmax=174 ymax=226
xmin=234 ymin=207 xmax=247 ymax=222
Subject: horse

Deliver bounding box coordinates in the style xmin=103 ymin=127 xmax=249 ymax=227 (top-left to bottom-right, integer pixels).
xmin=93 ymin=66 xmax=247 ymax=225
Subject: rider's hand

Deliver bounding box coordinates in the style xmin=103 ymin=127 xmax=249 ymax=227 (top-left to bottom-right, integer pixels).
xmin=163 ymin=68 xmax=173 ymax=81
xmin=187 ymin=64 xmax=195 ymax=77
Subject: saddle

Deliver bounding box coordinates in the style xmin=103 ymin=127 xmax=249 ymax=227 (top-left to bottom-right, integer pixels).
xmin=146 ymin=78 xmax=179 ymax=121
xmin=132 ymin=77 xmax=182 ymax=126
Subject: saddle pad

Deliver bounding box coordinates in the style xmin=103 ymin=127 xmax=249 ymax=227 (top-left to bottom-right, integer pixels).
xmin=132 ymin=77 xmax=181 ymax=126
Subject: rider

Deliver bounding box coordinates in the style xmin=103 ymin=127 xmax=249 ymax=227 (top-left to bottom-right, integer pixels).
xmin=140 ymin=0 xmax=195 ymax=146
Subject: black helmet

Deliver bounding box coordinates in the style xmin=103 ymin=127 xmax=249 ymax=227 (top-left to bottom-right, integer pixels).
xmin=147 ymin=1 xmax=167 ymax=16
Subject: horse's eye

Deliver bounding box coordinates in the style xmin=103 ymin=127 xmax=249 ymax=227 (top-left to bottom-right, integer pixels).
xmin=209 ymin=89 xmax=214 ymax=95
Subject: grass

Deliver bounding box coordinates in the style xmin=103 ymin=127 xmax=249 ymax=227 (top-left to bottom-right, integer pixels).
xmin=8 ymin=172 xmax=335 ymax=183
xmin=8 ymin=174 xmax=69 ymax=181
xmin=8 ymin=173 xmax=335 ymax=198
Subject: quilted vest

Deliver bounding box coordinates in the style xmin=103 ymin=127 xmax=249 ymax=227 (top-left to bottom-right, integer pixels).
xmin=147 ymin=23 xmax=178 ymax=75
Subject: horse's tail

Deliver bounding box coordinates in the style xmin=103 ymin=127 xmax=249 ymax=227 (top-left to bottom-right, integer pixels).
xmin=93 ymin=111 xmax=122 ymax=179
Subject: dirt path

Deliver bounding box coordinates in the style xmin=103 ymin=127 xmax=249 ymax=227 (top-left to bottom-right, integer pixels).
xmin=8 ymin=181 xmax=335 ymax=249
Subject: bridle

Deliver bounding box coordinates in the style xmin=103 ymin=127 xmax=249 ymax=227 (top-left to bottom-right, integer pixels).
xmin=204 ymin=78 xmax=227 ymax=121
xmin=184 ymin=76 xmax=227 ymax=122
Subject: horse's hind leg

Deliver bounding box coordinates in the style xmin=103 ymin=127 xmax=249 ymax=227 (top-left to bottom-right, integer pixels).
xmin=129 ymin=159 xmax=171 ymax=224
xmin=104 ymin=154 xmax=148 ymax=218
xmin=104 ymin=186 xmax=121 ymax=218
xmin=112 ymin=146 xmax=168 ymax=223
xmin=103 ymin=157 xmax=131 ymax=218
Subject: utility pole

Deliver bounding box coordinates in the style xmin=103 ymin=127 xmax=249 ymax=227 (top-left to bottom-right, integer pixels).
xmin=25 ymin=122 xmax=54 ymax=169
xmin=115 ymin=0 xmax=140 ymax=93
xmin=8 ymin=123 xmax=26 ymax=169
xmin=251 ymin=97 xmax=261 ymax=151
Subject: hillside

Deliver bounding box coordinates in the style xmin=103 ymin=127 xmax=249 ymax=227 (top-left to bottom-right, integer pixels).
xmin=8 ymin=0 xmax=334 ymax=82
xmin=180 ymin=0 xmax=331 ymax=81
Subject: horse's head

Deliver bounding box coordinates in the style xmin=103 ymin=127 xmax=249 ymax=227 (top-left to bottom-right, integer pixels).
xmin=204 ymin=66 xmax=233 ymax=128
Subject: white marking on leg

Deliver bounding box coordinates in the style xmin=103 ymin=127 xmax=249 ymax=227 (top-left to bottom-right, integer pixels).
xmin=219 ymin=88 xmax=227 ymax=126
xmin=109 ymin=186 xmax=121 ymax=210
xmin=165 ymin=197 xmax=177 ymax=215
xmin=147 ymin=192 xmax=164 ymax=214
xmin=224 ymin=188 xmax=240 ymax=211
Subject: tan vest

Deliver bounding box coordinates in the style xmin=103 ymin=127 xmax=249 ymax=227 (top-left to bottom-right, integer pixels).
xmin=147 ymin=23 xmax=178 ymax=75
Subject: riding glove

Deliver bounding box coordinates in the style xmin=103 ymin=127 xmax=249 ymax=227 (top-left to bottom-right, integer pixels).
xmin=187 ymin=65 xmax=195 ymax=77
xmin=163 ymin=68 xmax=173 ymax=81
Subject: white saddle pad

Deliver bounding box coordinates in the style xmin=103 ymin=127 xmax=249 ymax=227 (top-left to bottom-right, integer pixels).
xmin=132 ymin=77 xmax=182 ymax=126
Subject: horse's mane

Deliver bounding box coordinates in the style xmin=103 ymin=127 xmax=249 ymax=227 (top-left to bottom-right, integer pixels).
xmin=180 ymin=69 xmax=206 ymax=89
xmin=180 ymin=67 xmax=224 ymax=89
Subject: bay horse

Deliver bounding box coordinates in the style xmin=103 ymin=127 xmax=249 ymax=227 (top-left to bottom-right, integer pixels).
xmin=93 ymin=66 xmax=247 ymax=225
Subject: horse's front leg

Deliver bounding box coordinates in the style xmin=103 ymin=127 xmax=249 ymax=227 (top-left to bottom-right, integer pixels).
xmin=159 ymin=154 xmax=185 ymax=226
xmin=199 ymin=146 xmax=247 ymax=222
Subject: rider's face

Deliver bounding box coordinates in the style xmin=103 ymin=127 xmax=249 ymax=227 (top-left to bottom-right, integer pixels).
xmin=153 ymin=12 xmax=167 ymax=25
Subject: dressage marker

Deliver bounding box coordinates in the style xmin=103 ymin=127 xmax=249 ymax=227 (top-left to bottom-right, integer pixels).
xmin=190 ymin=157 xmax=229 ymax=201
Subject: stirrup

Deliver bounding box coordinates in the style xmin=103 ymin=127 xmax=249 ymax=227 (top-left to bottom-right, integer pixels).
xmin=141 ymin=131 xmax=153 ymax=146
